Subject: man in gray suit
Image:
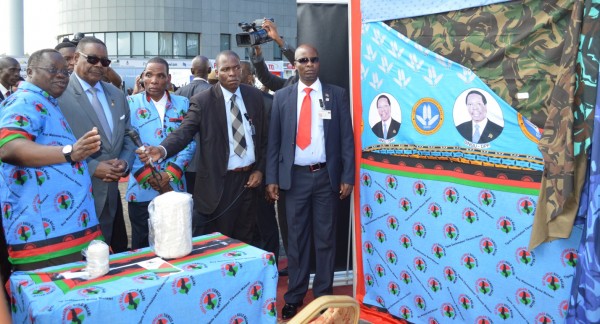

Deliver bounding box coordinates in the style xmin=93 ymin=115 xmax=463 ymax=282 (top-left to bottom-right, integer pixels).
xmin=58 ymin=37 xmax=136 ymax=251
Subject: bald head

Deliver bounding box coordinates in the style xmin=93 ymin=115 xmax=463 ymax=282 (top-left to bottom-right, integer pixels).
xmin=191 ymin=55 xmax=210 ymax=79
xmin=0 ymin=57 xmax=21 ymax=89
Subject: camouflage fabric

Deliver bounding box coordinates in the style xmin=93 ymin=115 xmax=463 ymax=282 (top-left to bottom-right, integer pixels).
xmin=387 ymin=0 xmax=598 ymax=248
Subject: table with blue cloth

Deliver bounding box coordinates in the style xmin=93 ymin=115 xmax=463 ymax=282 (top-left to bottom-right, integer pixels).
xmin=9 ymin=233 xmax=278 ymax=323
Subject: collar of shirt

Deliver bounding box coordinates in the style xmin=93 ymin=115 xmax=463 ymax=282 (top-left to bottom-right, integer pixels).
xmin=220 ymin=85 xmax=242 ymax=104
xmin=192 ymin=77 xmax=207 ymax=82
xmin=297 ymin=78 xmax=322 ymax=95
xmin=473 ymin=118 xmax=488 ymax=133
xmin=148 ymin=91 xmax=170 ymax=127
xmin=74 ymin=73 xmax=104 ymax=96
xmin=0 ymin=83 xmax=9 ymax=97
xmin=16 ymin=81 xmax=59 ymax=106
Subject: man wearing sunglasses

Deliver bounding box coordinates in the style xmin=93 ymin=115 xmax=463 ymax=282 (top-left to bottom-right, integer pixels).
xmin=266 ymin=44 xmax=355 ymax=319
xmin=58 ymin=37 xmax=136 ymax=253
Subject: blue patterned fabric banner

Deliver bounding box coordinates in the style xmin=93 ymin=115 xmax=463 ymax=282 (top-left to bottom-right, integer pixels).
xmin=361 ymin=0 xmax=511 ymax=23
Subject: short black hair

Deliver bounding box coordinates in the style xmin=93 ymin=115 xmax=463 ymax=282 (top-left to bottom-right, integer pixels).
xmin=146 ymin=57 xmax=170 ymax=74
xmin=465 ymin=90 xmax=487 ymax=105
xmin=215 ymin=50 xmax=240 ymax=68
xmin=28 ymin=49 xmax=60 ymax=68
xmin=55 ymin=42 xmax=76 ymax=51
xmin=377 ymin=94 xmax=391 ymax=106
xmin=75 ymin=37 xmax=107 ymax=52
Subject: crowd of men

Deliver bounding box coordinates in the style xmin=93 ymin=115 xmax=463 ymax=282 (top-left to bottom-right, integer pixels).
xmin=0 ymin=20 xmax=354 ymax=320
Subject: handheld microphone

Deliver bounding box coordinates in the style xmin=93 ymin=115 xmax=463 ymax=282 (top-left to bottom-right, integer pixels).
xmin=127 ymin=129 xmax=144 ymax=149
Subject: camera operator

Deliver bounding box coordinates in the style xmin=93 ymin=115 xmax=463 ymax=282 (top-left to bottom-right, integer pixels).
xmin=250 ymin=19 xmax=298 ymax=92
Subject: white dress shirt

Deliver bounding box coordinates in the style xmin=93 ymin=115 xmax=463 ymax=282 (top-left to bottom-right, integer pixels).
xmin=294 ymin=79 xmax=326 ymax=166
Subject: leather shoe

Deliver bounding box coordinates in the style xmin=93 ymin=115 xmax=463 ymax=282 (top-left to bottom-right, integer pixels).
xmin=281 ymin=302 xmax=302 ymax=319
xmin=278 ymin=267 xmax=289 ymax=277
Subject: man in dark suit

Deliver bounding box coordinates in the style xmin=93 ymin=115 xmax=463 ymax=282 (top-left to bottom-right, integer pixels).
xmin=139 ymin=50 xmax=267 ymax=243
xmin=266 ymin=44 xmax=355 ymax=319
xmin=456 ymin=90 xmax=503 ymax=144
xmin=0 ymin=57 xmax=21 ymax=102
xmin=58 ymin=37 xmax=136 ymax=252
xmin=371 ymin=94 xmax=400 ymax=139
xmin=174 ymin=55 xmax=212 ymax=196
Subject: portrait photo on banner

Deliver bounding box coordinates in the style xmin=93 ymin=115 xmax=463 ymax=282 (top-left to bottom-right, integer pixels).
xmin=453 ymin=88 xmax=505 ymax=145
xmin=368 ymin=92 xmax=402 ymax=142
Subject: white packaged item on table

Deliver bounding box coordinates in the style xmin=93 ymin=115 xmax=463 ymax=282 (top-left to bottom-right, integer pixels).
xmin=82 ymin=240 xmax=109 ymax=279
xmin=148 ymin=191 xmax=193 ymax=259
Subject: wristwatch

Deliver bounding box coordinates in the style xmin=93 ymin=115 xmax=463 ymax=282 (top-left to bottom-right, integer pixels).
xmin=62 ymin=145 xmax=73 ymax=163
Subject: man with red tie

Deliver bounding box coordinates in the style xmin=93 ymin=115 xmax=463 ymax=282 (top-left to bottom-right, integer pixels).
xmin=266 ymin=44 xmax=355 ymax=319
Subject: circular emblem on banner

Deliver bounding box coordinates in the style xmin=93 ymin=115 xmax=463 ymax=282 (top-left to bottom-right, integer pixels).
xmin=387 ymin=216 xmax=399 ymax=230
xmin=362 ymin=204 xmax=373 ymax=218
xmin=172 ymin=276 xmax=195 ymax=295
xmin=428 ymin=318 xmax=440 ymax=324
xmin=133 ymin=274 xmax=158 ymax=283
xmin=475 ymin=278 xmax=493 ymax=296
xmin=399 ymin=197 xmax=412 ymax=212
xmin=461 ymin=253 xmax=478 ymax=270
xmin=428 ymin=277 xmax=441 ymax=292
xmin=517 ymin=197 xmax=536 ymax=215
xmin=375 ymin=230 xmax=386 ymax=243
xmin=385 ymin=175 xmax=398 ymax=189
xmin=31 ymin=285 xmax=55 ymax=297
xmin=200 ymin=288 xmax=222 ymax=313
xmin=543 ymin=273 xmax=563 ymax=292
xmin=458 ymin=294 xmax=473 ymax=310
xmin=183 ymin=262 xmax=207 ymax=271
xmin=443 ymin=223 xmax=459 ymax=240
xmin=246 ymin=281 xmax=263 ymax=304
xmin=224 ymin=251 xmax=246 ymax=258
xmin=497 ymin=216 xmax=514 ymax=234
xmin=361 ymin=172 xmax=372 ymax=187
xmin=414 ymin=295 xmax=426 ymax=310
xmin=414 ymin=257 xmax=427 ymax=272
xmin=462 ymin=207 xmax=478 ymax=224
xmin=376 ymin=296 xmax=386 ymax=308
xmin=229 ymin=313 xmax=248 ymax=324
xmin=443 ymin=187 xmax=459 ymax=203
xmin=515 ymin=247 xmax=536 ymax=266
xmin=399 ymin=305 xmax=412 ymax=320
xmin=374 ymin=264 xmax=386 ymax=277
xmin=400 ymin=271 xmax=412 ymax=284
xmin=221 ymin=262 xmax=242 ymax=277
xmin=363 ymin=241 xmax=374 ymax=255
xmin=495 ymin=303 xmax=513 ymax=320
xmin=479 ymin=237 xmax=497 ymax=255
xmin=475 ymin=316 xmax=492 ymax=324
xmin=496 ymin=261 xmax=515 ymax=278
xmin=386 ymin=250 xmax=398 ymax=265
xmin=516 ymin=288 xmax=535 ymax=307
xmin=535 ymin=313 xmax=555 ymax=324
xmin=365 ymin=273 xmax=374 ymax=287
xmin=262 ymin=252 xmax=276 ymax=267
xmin=431 ymin=244 xmax=445 ymax=259
xmin=77 ymin=286 xmax=106 ymax=297
xmin=441 ymin=303 xmax=456 ymax=319
xmin=558 ymin=300 xmax=569 ymax=318
xmin=374 ymin=190 xmax=386 ymax=204
xmin=42 ymin=219 xmax=54 ymax=238
xmin=400 ymin=235 xmax=412 ymax=249
xmin=62 ymin=304 xmax=91 ymax=323
xmin=413 ymin=180 xmax=427 ymax=196
xmin=443 ymin=266 xmax=457 ymax=283
xmin=478 ymin=189 xmax=496 ymax=207
xmin=2 ymin=202 xmax=12 ymax=220
xmin=388 ymin=281 xmax=400 ymax=296
xmin=413 ymin=222 xmax=426 ymax=238
xmin=262 ymin=298 xmax=277 ymax=317
xmin=428 ymin=202 xmax=442 ymax=218
xmin=152 ymin=314 xmax=174 ymax=324
xmin=518 ymin=113 xmax=541 ymax=142
xmin=14 ymin=222 xmax=35 ymax=243
xmin=412 ymin=98 xmax=444 ymax=135
xmin=119 ymin=289 xmax=146 ymax=311
xmin=561 ymin=249 xmax=577 ymax=268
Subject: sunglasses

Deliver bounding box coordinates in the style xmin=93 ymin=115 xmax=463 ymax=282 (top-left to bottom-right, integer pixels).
xmin=78 ymin=52 xmax=111 ymax=67
xmin=295 ymin=57 xmax=319 ymax=64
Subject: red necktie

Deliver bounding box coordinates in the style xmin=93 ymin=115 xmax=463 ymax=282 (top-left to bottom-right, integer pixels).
xmin=297 ymin=88 xmax=312 ymax=150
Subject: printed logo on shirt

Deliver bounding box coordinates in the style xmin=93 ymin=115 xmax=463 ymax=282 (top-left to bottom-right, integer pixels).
xmin=229 ymin=314 xmax=249 ymax=324
xmin=14 ymin=222 xmax=35 ymax=242
xmin=2 ymin=203 xmax=12 ymax=220
xmin=42 ymin=218 xmax=55 ymax=237
xmin=152 ymin=314 xmax=174 ymax=324
xmin=54 ymin=191 xmax=74 ymax=211
xmin=34 ymin=103 xmax=48 ymax=115
xmin=78 ymin=210 xmax=91 ymax=228
xmin=136 ymin=107 xmax=150 ymax=119
xmin=10 ymin=168 xmax=30 ymax=186
xmin=34 ymin=169 xmax=50 ymax=185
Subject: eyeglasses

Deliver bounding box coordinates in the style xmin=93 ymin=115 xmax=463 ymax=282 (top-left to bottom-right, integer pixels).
xmin=78 ymin=52 xmax=111 ymax=67
xmin=295 ymin=57 xmax=319 ymax=64
xmin=32 ymin=67 xmax=69 ymax=76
